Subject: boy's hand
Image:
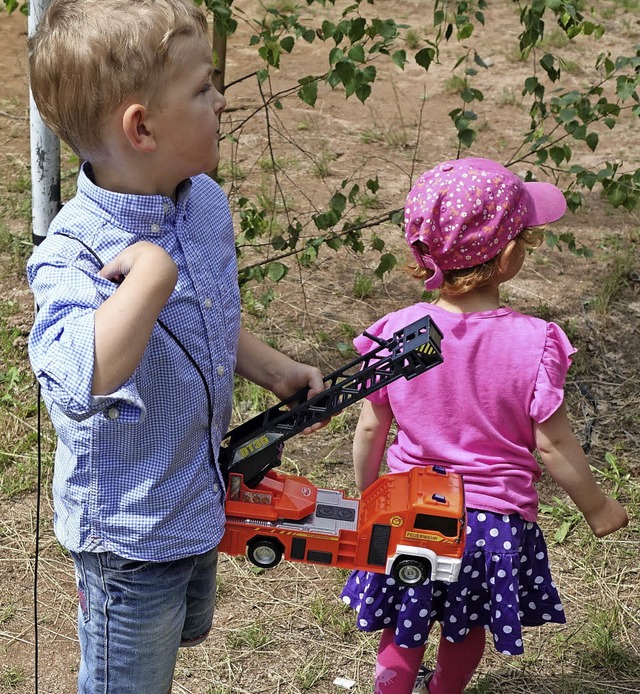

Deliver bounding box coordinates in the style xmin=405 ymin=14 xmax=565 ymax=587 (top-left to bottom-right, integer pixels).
xmin=271 ymin=360 xmax=324 ymax=403
xmin=584 ymin=496 xmax=629 ymax=538
xmin=99 ymin=241 xmax=177 ymax=289
xmin=235 ymin=329 xmax=328 ymax=434
xmin=273 ymin=361 xmax=327 ymax=435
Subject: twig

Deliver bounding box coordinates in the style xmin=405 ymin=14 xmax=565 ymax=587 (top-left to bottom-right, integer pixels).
xmin=0 ymin=110 xmax=27 ymax=121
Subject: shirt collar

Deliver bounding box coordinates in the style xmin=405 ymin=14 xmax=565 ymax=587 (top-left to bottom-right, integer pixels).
xmin=77 ymin=162 xmax=193 ymax=236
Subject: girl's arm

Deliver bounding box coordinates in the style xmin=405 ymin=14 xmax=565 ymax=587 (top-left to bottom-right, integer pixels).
xmin=535 ymin=402 xmax=628 ymax=537
xmin=353 ymin=399 xmax=394 ymax=491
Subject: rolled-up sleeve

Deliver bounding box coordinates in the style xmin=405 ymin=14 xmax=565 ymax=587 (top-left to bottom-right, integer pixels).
xmin=28 ymin=246 xmax=144 ymax=421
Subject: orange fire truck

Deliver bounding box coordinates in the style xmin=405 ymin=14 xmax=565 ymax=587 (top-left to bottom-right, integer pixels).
xmin=218 ymin=315 xmax=466 ymax=586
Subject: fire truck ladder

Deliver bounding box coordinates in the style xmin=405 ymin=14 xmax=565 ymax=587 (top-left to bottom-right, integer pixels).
xmin=219 ymin=314 xmax=443 ymax=488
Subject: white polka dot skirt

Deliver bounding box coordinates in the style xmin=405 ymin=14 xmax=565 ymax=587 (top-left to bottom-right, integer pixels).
xmin=340 ymin=509 xmax=566 ymax=655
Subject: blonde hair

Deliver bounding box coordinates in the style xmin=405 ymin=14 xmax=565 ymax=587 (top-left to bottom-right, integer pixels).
xmin=409 ymin=229 xmax=543 ymax=296
xmin=28 ymin=0 xmax=208 ymax=160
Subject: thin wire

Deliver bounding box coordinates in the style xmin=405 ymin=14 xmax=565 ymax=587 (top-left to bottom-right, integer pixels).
xmin=34 ymin=384 xmax=42 ymax=693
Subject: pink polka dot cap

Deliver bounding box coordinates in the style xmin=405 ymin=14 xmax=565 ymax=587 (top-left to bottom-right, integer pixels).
xmin=405 ymin=157 xmax=567 ymax=290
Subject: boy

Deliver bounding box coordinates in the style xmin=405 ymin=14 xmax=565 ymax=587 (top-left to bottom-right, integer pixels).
xmin=27 ymin=1 xmax=324 ymax=691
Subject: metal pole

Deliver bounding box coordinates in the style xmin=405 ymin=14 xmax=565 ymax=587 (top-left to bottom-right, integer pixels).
xmin=28 ymin=0 xmax=60 ymax=245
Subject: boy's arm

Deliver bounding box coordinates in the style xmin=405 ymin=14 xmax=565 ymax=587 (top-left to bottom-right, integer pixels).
xmin=93 ymin=241 xmax=178 ymax=395
xmin=235 ymin=327 xmax=325 ymax=429
xmin=535 ymin=402 xmax=628 ymax=537
xmin=353 ymin=399 xmax=393 ymax=492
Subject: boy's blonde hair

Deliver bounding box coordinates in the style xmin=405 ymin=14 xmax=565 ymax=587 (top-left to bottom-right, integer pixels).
xmin=409 ymin=229 xmax=543 ymax=296
xmin=28 ymin=0 xmax=209 ymax=160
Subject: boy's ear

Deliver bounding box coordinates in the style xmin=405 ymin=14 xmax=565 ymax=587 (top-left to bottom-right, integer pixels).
xmin=121 ymin=103 xmax=156 ymax=153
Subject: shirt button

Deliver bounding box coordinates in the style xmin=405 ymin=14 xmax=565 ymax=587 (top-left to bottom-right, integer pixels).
xmin=150 ymin=223 xmax=160 ymax=233
xmin=107 ymin=407 xmax=119 ymax=420
xmin=203 ymin=298 xmax=213 ymax=309
xmin=163 ymin=202 xmax=170 ymax=214
xmin=217 ymin=365 xmax=225 ymax=376
xmin=213 ymin=483 xmax=220 ymax=493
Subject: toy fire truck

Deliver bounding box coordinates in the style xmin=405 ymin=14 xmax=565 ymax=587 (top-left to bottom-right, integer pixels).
xmin=218 ymin=315 xmax=465 ymax=586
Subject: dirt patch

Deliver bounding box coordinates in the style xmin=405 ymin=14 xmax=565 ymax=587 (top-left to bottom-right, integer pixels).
xmin=1 ymin=2 xmax=639 ymax=693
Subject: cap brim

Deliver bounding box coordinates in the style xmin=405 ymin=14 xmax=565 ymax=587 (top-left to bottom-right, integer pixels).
xmin=524 ymin=181 xmax=567 ymax=226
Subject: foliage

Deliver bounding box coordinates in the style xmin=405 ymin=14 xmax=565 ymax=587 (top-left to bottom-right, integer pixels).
xmin=0 ymin=0 xmax=28 ymax=14
xmin=194 ymin=0 xmax=640 ymax=305
xmin=7 ymin=0 xmax=640 ymax=302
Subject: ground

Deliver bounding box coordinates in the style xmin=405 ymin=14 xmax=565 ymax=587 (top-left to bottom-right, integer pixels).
xmin=0 ymin=2 xmax=639 ymax=693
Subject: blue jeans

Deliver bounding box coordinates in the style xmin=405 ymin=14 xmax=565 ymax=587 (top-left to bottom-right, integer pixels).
xmin=70 ymin=548 xmax=218 ymax=694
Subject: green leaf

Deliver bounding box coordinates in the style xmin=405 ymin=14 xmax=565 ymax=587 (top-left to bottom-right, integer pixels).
xmin=321 ymin=21 xmax=336 ymax=40
xmin=266 ymin=262 xmax=288 ymax=282
xmin=554 ymin=520 xmax=572 ymax=544
xmin=280 ymin=36 xmax=295 ymax=53
xmin=355 ymin=83 xmax=372 ymax=103
xmin=335 ymin=60 xmax=356 ymax=86
xmin=366 ymin=177 xmax=380 ymax=193
xmin=457 ymin=23 xmax=474 ymax=40
xmin=329 ymin=47 xmax=344 ymax=66
xmin=392 ymin=49 xmax=407 ymax=69
xmin=458 ymin=128 xmax=476 ymax=147
xmin=372 ymin=235 xmax=385 ymax=251
xmin=298 ymin=79 xmax=318 ymax=106
xmin=348 ymin=44 xmax=366 ymax=63
xmin=415 ymin=47 xmax=436 ymax=71
xmin=329 ymin=192 xmax=347 ymax=216
xmin=374 ymin=253 xmax=398 ymax=278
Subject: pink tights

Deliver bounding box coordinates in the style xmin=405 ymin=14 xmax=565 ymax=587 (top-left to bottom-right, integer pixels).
xmin=374 ymin=626 xmax=486 ymax=694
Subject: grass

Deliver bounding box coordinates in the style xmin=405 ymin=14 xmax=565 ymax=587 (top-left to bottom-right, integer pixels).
xmin=589 ymin=230 xmax=639 ymax=314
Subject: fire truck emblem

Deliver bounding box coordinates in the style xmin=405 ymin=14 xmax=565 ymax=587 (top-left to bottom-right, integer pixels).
xmin=390 ymin=515 xmax=403 ymax=527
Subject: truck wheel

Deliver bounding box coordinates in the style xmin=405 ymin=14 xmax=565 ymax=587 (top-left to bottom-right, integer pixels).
xmin=392 ymin=557 xmax=431 ymax=586
xmin=247 ymin=538 xmax=283 ymax=569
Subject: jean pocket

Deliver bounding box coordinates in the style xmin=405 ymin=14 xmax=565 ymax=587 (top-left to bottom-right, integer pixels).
xmin=70 ymin=551 xmax=91 ymax=623
xmin=100 ymin=552 xmax=152 ymax=574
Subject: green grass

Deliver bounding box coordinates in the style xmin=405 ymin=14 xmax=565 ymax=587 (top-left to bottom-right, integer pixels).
xmin=589 ymin=231 xmax=639 ymax=314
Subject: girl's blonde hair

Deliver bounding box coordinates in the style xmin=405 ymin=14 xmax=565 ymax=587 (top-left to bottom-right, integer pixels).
xmin=408 ymin=229 xmax=543 ymax=296
xmin=28 ymin=0 xmax=209 ymax=161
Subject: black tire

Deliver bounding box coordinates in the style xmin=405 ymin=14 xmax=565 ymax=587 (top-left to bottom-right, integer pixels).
xmin=391 ymin=556 xmax=431 ymax=586
xmin=247 ymin=538 xmax=283 ymax=569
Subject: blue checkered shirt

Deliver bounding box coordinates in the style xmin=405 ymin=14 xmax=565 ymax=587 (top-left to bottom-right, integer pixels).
xmin=27 ymin=165 xmax=241 ymax=561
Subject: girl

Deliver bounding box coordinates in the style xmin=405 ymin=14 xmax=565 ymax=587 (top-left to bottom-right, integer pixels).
xmin=340 ymin=158 xmax=628 ymax=694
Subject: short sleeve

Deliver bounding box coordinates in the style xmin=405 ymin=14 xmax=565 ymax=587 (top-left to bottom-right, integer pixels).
xmin=529 ymin=322 xmax=577 ymax=423
xmin=353 ymin=315 xmax=393 ymax=406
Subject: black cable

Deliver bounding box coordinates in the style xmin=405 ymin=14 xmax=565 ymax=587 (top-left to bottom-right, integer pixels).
xmin=34 ymin=384 xmax=42 ymax=693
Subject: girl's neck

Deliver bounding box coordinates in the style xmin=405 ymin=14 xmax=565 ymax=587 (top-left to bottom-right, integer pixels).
xmin=433 ymin=283 xmax=502 ymax=314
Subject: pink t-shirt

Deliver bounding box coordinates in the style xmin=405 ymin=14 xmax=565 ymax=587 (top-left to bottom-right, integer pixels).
xmin=355 ymin=303 xmax=576 ymax=521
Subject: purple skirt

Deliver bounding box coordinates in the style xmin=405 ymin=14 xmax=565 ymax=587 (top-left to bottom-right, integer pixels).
xmin=341 ymin=509 xmax=566 ymax=655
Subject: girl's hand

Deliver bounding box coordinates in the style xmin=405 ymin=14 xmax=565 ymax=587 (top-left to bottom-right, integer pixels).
xmin=584 ymin=496 xmax=629 ymax=538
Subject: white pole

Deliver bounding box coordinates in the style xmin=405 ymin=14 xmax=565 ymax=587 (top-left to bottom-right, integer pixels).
xmin=28 ymin=0 xmax=60 ymax=245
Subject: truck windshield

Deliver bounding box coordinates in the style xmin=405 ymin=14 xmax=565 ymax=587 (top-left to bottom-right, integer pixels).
xmin=414 ymin=513 xmax=458 ymax=538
